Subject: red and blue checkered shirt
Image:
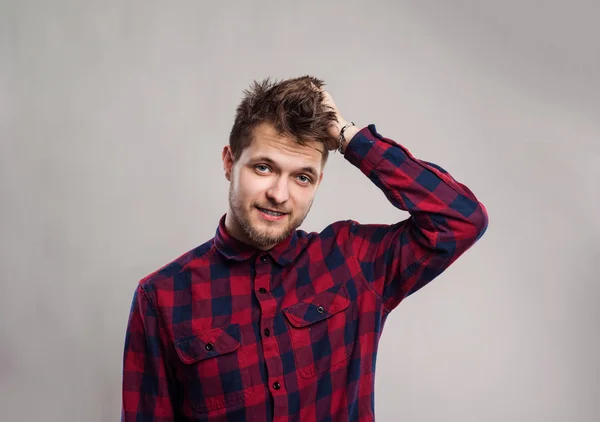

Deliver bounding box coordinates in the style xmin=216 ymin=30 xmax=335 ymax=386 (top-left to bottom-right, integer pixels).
xmin=122 ymin=124 xmax=489 ymax=422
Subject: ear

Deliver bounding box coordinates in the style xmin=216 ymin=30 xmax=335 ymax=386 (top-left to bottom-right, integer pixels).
xmin=222 ymin=145 xmax=234 ymax=182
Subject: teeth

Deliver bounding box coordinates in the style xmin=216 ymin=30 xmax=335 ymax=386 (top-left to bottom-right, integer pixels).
xmin=260 ymin=208 xmax=283 ymax=216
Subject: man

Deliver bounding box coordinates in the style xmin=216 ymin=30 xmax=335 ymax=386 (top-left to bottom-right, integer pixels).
xmin=121 ymin=76 xmax=488 ymax=422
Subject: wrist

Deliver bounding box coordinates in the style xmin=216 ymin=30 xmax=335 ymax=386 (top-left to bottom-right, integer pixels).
xmin=339 ymin=122 xmax=359 ymax=154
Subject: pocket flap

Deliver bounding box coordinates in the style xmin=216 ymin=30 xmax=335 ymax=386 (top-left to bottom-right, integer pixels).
xmin=283 ymin=283 xmax=350 ymax=328
xmin=174 ymin=324 xmax=241 ymax=364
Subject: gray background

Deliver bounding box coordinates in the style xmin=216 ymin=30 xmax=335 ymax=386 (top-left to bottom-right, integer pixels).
xmin=1 ymin=1 xmax=599 ymax=421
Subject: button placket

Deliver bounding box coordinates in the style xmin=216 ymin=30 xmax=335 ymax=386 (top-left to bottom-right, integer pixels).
xmin=254 ymin=252 xmax=285 ymax=403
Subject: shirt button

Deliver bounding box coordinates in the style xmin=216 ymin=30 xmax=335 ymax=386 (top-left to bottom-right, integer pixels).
xmin=260 ymin=255 xmax=268 ymax=263
xmin=273 ymin=381 xmax=281 ymax=390
xmin=205 ymin=343 xmax=214 ymax=351
xmin=316 ymin=305 xmax=325 ymax=314
xmin=264 ymin=328 xmax=270 ymax=337
xmin=259 ymin=287 xmax=267 ymax=294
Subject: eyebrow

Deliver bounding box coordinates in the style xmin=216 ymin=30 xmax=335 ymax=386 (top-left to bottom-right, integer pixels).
xmin=249 ymin=156 xmax=320 ymax=178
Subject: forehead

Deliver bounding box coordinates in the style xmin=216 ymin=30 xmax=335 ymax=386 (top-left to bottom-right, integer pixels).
xmin=242 ymin=123 xmax=325 ymax=170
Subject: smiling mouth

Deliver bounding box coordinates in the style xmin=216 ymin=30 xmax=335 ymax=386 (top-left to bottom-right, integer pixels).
xmin=256 ymin=206 xmax=288 ymax=217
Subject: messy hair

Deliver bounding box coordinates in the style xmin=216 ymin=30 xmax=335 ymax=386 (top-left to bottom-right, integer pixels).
xmin=229 ymin=75 xmax=338 ymax=163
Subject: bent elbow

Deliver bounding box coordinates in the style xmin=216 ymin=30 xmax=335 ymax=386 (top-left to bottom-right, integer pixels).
xmin=472 ymin=202 xmax=489 ymax=242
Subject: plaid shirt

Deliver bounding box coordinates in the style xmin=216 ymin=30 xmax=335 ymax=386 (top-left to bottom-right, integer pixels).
xmin=122 ymin=124 xmax=488 ymax=422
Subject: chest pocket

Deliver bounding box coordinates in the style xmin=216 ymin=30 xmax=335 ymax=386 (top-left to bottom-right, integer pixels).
xmin=283 ymin=283 xmax=356 ymax=378
xmin=174 ymin=324 xmax=249 ymax=415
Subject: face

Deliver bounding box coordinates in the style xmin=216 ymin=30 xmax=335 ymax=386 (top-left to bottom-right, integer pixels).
xmin=222 ymin=123 xmax=325 ymax=250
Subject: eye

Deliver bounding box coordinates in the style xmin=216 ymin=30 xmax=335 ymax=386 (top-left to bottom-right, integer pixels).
xmin=297 ymin=174 xmax=312 ymax=184
xmin=255 ymin=164 xmax=271 ymax=174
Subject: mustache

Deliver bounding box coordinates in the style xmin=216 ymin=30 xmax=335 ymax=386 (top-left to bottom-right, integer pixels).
xmin=254 ymin=204 xmax=291 ymax=214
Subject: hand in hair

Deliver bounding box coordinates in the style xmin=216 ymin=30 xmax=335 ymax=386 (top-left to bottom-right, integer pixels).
xmin=321 ymin=90 xmax=359 ymax=151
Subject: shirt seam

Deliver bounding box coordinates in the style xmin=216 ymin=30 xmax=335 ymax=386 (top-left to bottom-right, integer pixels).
xmin=139 ymin=283 xmax=170 ymax=346
xmin=344 ymin=222 xmax=392 ymax=314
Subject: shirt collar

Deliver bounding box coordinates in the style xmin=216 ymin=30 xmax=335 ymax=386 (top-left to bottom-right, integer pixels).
xmin=213 ymin=214 xmax=300 ymax=266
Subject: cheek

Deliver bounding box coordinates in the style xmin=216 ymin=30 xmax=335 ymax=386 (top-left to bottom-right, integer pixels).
xmin=235 ymin=173 xmax=267 ymax=203
xmin=292 ymin=188 xmax=316 ymax=210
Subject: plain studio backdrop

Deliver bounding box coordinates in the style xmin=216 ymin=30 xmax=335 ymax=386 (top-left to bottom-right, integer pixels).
xmin=1 ymin=1 xmax=599 ymax=421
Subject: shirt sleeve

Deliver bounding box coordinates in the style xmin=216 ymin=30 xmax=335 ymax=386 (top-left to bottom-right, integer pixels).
xmin=122 ymin=284 xmax=176 ymax=421
xmin=343 ymin=124 xmax=489 ymax=312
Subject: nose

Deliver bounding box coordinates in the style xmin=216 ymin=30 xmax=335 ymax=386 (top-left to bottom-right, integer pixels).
xmin=266 ymin=176 xmax=289 ymax=204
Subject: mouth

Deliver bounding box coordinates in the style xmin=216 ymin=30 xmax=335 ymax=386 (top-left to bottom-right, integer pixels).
xmin=256 ymin=206 xmax=288 ymax=221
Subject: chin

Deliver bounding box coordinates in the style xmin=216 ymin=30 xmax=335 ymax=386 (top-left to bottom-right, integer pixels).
xmin=258 ymin=219 xmax=290 ymax=235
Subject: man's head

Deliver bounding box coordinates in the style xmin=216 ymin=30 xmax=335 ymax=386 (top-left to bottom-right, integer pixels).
xmin=222 ymin=76 xmax=338 ymax=250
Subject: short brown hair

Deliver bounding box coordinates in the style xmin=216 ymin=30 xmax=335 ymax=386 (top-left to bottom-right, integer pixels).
xmin=229 ymin=75 xmax=338 ymax=163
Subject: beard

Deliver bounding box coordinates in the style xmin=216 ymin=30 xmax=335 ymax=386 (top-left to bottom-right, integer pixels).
xmin=228 ymin=182 xmax=312 ymax=248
